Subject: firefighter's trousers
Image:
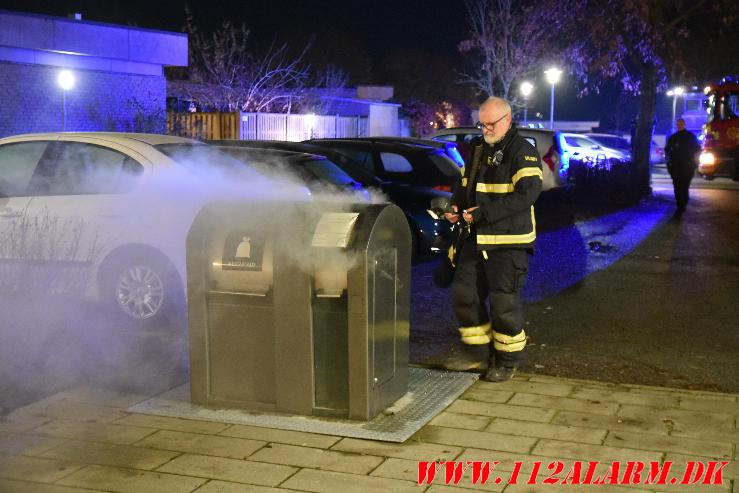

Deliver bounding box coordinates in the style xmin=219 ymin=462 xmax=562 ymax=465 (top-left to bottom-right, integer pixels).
xmin=451 ymin=237 xmax=529 ymax=367
xmin=669 ymin=164 xmax=695 ymax=212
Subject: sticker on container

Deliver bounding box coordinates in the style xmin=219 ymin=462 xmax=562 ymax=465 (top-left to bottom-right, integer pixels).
xmin=311 ymin=212 xmax=359 ymax=248
xmin=220 ymin=230 xmax=265 ymax=271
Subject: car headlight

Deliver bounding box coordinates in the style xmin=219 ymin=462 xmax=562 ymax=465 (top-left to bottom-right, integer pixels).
xmin=699 ymin=152 xmax=715 ymax=166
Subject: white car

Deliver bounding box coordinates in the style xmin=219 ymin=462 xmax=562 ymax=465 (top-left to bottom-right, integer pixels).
xmin=0 ymin=132 xmax=298 ymax=327
xmin=586 ymin=133 xmax=665 ymax=164
xmin=562 ymin=133 xmax=631 ymax=164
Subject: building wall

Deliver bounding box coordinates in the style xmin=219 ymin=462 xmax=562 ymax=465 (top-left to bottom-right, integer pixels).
xmin=0 ymin=61 xmax=166 ymax=138
xmin=368 ymin=104 xmax=399 ymax=137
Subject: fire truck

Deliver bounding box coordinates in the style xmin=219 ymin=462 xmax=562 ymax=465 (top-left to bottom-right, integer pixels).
xmin=699 ymin=76 xmax=739 ymax=180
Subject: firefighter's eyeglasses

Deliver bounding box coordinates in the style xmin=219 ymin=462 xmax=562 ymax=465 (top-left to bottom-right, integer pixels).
xmin=476 ymin=113 xmax=509 ymax=132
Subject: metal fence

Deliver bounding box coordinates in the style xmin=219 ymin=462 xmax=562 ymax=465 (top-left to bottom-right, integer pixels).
xmin=167 ymin=112 xmax=368 ymax=141
xmin=239 ymin=113 xmax=368 ymax=141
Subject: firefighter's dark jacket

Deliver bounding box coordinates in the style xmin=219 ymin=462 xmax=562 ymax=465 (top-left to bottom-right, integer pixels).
xmin=451 ymin=126 xmax=542 ymax=250
xmin=665 ymin=129 xmax=700 ymax=169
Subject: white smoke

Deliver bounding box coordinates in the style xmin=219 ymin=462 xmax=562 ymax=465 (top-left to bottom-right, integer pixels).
xmin=0 ymin=142 xmax=386 ymax=414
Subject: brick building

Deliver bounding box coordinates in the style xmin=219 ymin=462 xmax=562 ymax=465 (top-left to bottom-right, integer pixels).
xmin=0 ymin=10 xmax=187 ymax=138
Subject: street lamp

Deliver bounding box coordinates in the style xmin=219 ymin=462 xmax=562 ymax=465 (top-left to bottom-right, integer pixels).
xmin=57 ymin=70 xmax=75 ymax=131
xmin=520 ymin=81 xmax=533 ymax=126
xmin=544 ymin=67 xmax=562 ymax=130
xmin=667 ymin=86 xmax=684 ymax=134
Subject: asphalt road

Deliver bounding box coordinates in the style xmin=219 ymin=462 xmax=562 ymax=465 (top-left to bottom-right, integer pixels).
xmin=412 ymin=175 xmax=739 ymax=393
xmin=523 ymin=184 xmax=738 ymax=392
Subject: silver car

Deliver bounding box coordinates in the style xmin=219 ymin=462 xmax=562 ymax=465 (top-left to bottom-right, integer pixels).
xmin=563 ymin=133 xmax=631 ymax=163
xmin=429 ymin=126 xmax=569 ymax=191
xmin=0 ymin=132 xmax=299 ymax=327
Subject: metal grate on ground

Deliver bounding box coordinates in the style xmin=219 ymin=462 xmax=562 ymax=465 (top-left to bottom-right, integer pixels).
xmin=128 ymin=367 xmax=477 ymax=443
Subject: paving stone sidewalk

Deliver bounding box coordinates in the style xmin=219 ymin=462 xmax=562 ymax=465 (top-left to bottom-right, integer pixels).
xmin=0 ymin=373 xmax=736 ymax=493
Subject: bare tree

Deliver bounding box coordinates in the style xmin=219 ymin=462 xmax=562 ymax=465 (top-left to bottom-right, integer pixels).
xmin=299 ymin=64 xmax=350 ymax=114
xmin=403 ymin=99 xmax=438 ymax=137
xmin=182 ymin=12 xmax=310 ymax=113
xmin=559 ymin=0 xmax=738 ymax=196
xmin=183 ymin=16 xmax=249 ymax=111
xmin=314 ymin=64 xmax=349 ymax=92
xmin=242 ymin=41 xmax=311 ymax=112
xmin=458 ymin=0 xmax=556 ymax=104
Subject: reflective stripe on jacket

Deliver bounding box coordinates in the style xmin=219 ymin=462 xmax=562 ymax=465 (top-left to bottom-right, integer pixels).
xmin=452 ymin=127 xmax=543 ymax=250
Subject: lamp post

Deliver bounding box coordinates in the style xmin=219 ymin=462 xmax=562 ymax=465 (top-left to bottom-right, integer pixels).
xmin=544 ymin=67 xmax=562 ymax=130
xmin=667 ymin=86 xmax=684 ymax=134
xmin=520 ymin=81 xmax=533 ymax=126
xmin=57 ymin=70 xmax=75 ymax=131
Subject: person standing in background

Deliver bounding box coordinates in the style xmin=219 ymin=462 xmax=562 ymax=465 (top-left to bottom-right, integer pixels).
xmin=665 ymin=118 xmax=700 ymax=218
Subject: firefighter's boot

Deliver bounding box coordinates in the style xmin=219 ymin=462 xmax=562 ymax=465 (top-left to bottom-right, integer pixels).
xmin=482 ymin=364 xmax=516 ymax=382
xmin=443 ymin=344 xmax=489 ymax=372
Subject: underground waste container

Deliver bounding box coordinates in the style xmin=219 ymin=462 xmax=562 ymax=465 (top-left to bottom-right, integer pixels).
xmin=186 ymin=200 xmax=411 ymax=421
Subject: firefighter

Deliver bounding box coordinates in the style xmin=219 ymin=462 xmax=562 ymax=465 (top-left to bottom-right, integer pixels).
xmin=444 ymin=97 xmax=542 ymax=382
xmin=665 ymin=118 xmax=700 ymax=218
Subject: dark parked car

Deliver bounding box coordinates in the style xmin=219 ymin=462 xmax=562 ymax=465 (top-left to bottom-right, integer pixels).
xmin=215 ymin=146 xmax=369 ymax=200
xmin=305 ymin=138 xmax=461 ymax=193
xmin=209 ymin=139 xmax=454 ymax=258
xmin=345 ymin=137 xmax=465 ymax=168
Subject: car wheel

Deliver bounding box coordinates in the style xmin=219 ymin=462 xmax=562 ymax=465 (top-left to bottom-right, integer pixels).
xmin=100 ymin=252 xmax=184 ymax=328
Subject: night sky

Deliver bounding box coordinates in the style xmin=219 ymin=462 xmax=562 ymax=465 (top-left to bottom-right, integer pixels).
xmin=0 ymin=0 xmax=466 ymax=58
xmin=0 ymin=0 xmax=674 ymax=128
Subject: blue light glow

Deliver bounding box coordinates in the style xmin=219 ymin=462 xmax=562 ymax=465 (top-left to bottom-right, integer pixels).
xmin=556 ymin=132 xmax=571 ymax=176
xmin=524 ymin=199 xmax=671 ymax=302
